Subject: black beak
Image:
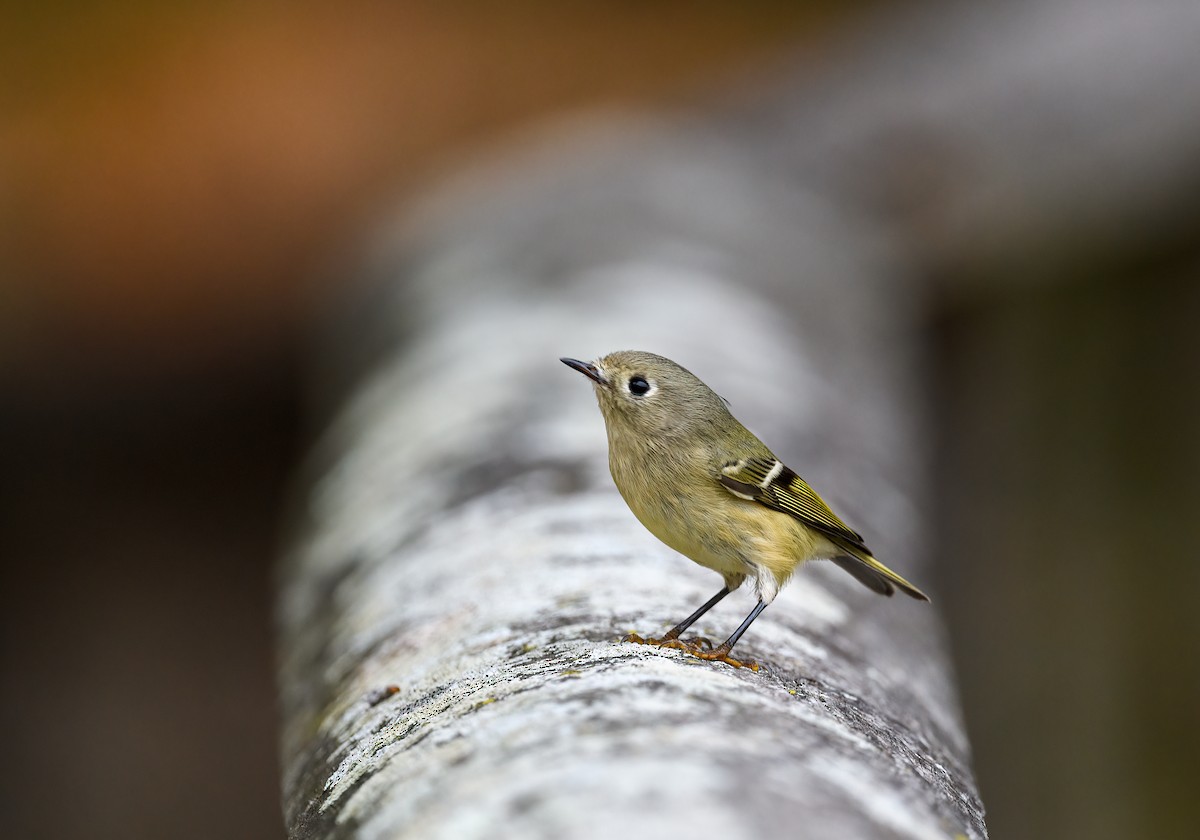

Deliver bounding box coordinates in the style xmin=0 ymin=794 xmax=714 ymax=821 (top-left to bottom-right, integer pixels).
xmin=560 ymin=357 xmax=606 ymax=386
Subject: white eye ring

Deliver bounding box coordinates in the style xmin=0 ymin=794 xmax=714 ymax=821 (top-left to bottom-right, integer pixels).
xmin=628 ymin=376 xmax=651 ymax=396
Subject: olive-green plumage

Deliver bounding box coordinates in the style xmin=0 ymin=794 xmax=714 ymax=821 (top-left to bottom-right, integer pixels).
xmin=561 ymin=350 xmax=927 ymax=664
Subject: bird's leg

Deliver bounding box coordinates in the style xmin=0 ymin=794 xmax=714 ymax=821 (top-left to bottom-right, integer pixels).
xmin=659 ymin=585 xmax=732 ymax=647
xmin=625 ymin=586 xmax=730 ymax=650
xmin=692 ymin=600 xmax=768 ymax=670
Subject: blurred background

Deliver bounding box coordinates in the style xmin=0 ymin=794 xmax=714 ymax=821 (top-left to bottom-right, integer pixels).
xmin=1 ymin=2 xmax=1196 ymax=839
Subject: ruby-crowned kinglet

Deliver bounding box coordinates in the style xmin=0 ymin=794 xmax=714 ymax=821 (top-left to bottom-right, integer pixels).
xmin=562 ymin=350 xmax=928 ymax=669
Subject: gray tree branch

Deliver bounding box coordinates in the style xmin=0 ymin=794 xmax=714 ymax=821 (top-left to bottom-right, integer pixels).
xmin=278 ymin=0 xmax=1200 ymax=837
xmin=279 ymin=261 xmax=974 ymax=839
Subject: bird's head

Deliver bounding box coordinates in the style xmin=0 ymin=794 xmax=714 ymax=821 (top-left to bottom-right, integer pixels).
xmin=560 ymin=350 xmax=729 ymax=439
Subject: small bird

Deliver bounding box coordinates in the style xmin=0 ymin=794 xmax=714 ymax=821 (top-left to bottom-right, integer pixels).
xmin=562 ymin=350 xmax=928 ymax=669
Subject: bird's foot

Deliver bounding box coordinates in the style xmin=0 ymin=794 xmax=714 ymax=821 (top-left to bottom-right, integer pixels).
xmin=691 ymin=644 xmax=759 ymax=671
xmin=623 ymin=633 xmax=756 ymax=670
xmin=624 ymin=631 xmax=670 ymax=647
xmin=623 ymin=632 xmax=709 ymax=650
xmin=656 ymin=637 xmax=709 ymax=654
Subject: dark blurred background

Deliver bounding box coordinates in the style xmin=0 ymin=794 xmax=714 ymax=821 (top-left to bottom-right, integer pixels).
xmin=1 ymin=2 xmax=1196 ymax=839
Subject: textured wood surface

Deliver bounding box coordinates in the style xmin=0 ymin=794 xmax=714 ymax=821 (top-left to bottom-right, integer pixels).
xmin=277 ymin=158 xmax=979 ymax=837
xmin=276 ymin=0 xmax=1200 ymax=836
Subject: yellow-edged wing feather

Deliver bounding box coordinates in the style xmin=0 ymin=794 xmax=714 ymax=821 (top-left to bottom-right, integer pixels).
xmin=719 ymin=457 xmax=929 ymax=601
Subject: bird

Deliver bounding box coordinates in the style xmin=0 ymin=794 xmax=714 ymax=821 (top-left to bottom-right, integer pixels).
xmin=561 ymin=350 xmax=928 ymax=669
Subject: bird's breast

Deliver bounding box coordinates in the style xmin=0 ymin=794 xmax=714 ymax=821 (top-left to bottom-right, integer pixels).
xmin=608 ymin=444 xmax=752 ymax=577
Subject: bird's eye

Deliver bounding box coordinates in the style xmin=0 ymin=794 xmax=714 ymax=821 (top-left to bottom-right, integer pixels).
xmin=628 ymin=376 xmax=651 ymax=396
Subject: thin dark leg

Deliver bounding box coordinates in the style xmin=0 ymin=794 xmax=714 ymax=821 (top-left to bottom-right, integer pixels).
xmin=686 ymin=600 xmax=768 ymax=669
xmin=717 ymin=600 xmax=768 ymax=653
xmin=661 ymin=586 xmax=731 ymax=641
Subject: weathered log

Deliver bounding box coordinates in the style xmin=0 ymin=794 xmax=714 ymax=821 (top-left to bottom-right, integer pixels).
xmin=278 ymin=0 xmax=1200 ymax=836
xmin=277 ymin=146 xmax=979 ymax=839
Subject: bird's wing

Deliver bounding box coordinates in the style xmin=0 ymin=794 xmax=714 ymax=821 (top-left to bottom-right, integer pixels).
xmin=718 ymin=457 xmax=870 ymax=554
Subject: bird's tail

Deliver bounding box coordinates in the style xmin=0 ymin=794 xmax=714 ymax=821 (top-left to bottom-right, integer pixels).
xmin=831 ymin=548 xmax=930 ymax=601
